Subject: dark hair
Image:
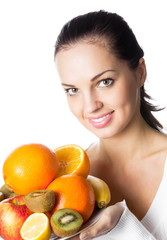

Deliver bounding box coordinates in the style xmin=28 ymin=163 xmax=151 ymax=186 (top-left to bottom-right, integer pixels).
xmin=55 ymin=10 xmax=164 ymax=131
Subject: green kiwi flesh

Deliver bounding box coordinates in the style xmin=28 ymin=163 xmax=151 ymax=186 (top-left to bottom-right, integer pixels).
xmin=24 ymin=189 xmax=55 ymax=212
xmin=51 ymin=208 xmax=83 ymax=238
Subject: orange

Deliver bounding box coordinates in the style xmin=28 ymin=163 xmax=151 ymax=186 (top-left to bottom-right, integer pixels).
xmin=54 ymin=144 xmax=90 ymax=178
xmin=47 ymin=174 xmax=95 ymax=223
xmin=3 ymin=143 xmax=59 ymax=195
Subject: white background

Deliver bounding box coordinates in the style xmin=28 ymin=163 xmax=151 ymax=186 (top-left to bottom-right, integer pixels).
xmin=0 ymin=0 xmax=167 ymax=187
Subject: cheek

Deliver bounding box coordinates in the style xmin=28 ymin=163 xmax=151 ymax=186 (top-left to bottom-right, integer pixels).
xmin=104 ymin=81 xmax=139 ymax=109
xmin=67 ymin=99 xmax=82 ymax=118
xmin=118 ymin=85 xmax=138 ymax=107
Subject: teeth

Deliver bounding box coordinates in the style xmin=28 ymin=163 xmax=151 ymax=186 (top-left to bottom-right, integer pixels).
xmin=91 ymin=113 xmax=111 ymax=123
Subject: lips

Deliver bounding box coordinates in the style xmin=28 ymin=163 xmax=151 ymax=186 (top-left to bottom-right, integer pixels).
xmin=88 ymin=111 xmax=114 ymax=128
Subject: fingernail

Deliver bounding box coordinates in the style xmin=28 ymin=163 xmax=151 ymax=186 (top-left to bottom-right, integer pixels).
xmin=81 ymin=232 xmax=90 ymax=240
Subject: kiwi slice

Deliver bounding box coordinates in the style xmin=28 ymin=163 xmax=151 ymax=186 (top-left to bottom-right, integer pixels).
xmin=0 ymin=192 xmax=4 ymax=202
xmin=24 ymin=189 xmax=55 ymax=212
xmin=51 ymin=208 xmax=83 ymax=238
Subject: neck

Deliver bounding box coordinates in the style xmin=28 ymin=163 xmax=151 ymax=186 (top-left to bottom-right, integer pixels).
xmin=99 ymin=115 xmax=154 ymax=166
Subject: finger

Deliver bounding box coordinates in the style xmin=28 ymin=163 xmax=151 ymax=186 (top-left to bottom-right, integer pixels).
xmin=79 ymin=209 xmax=112 ymax=239
xmin=80 ymin=227 xmax=110 ymax=240
xmin=80 ymin=223 xmax=109 ymax=239
xmin=79 ymin=204 xmax=125 ymax=240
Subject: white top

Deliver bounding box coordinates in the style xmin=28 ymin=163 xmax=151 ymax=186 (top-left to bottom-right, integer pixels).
xmin=94 ymin=158 xmax=167 ymax=240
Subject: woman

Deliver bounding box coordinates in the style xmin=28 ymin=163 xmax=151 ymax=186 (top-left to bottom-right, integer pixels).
xmin=54 ymin=10 xmax=167 ymax=239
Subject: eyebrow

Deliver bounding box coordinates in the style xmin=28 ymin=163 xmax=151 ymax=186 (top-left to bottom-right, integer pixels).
xmin=91 ymin=69 xmax=116 ymax=81
xmin=61 ymin=69 xmax=116 ymax=87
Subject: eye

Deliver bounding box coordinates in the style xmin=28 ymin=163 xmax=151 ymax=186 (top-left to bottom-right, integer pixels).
xmin=64 ymin=88 xmax=79 ymax=96
xmin=98 ymin=78 xmax=114 ymax=88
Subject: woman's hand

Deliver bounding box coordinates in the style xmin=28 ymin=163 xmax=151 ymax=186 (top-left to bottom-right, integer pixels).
xmin=80 ymin=202 xmax=125 ymax=240
xmin=69 ymin=202 xmax=125 ymax=240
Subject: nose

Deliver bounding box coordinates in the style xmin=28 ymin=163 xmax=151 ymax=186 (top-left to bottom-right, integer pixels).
xmin=83 ymin=91 xmax=103 ymax=115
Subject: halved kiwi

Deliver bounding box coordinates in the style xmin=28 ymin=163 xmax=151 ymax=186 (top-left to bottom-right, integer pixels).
xmin=24 ymin=189 xmax=55 ymax=212
xmin=51 ymin=208 xmax=83 ymax=238
xmin=0 ymin=184 xmax=14 ymax=198
xmin=0 ymin=192 xmax=4 ymax=202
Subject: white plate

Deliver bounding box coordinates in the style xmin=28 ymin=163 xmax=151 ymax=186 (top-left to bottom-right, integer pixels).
xmin=50 ymin=207 xmax=105 ymax=240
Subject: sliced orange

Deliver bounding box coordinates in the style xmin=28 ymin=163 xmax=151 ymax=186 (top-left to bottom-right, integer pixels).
xmin=20 ymin=213 xmax=51 ymax=240
xmin=54 ymin=144 xmax=90 ymax=178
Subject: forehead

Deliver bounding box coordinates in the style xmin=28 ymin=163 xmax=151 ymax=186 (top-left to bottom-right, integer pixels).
xmin=55 ymin=42 xmax=124 ymax=81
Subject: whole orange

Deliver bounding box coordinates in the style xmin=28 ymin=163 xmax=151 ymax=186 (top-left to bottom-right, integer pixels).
xmin=47 ymin=174 xmax=95 ymax=223
xmin=3 ymin=143 xmax=59 ymax=195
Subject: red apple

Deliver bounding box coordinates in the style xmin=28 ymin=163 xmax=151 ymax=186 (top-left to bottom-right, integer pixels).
xmin=0 ymin=195 xmax=32 ymax=240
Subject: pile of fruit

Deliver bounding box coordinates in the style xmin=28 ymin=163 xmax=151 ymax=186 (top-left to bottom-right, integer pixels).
xmin=0 ymin=143 xmax=111 ymax=240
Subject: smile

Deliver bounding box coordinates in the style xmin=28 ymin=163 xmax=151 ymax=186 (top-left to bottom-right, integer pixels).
xmin=88 ymin=111 xmax=114 ymax=128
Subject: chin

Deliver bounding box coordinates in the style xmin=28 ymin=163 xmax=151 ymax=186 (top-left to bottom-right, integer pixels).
xmin=86 ymin=124 xmax=118 ymax=139
xmin=95 ymin=130 xmax=118 ymax=139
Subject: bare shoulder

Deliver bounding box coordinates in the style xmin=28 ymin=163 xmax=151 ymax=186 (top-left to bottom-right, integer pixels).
xmin=85 ymin=142 xmax=99 ymax=160
xmin=155 ymin=131 xmax=167 ymax=154
xmin=85 ymin=142 xmax=106 ymax=176
xmin=146 ymin=129 xmax=167 ymax=157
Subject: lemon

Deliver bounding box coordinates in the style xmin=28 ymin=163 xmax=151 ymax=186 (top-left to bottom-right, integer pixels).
xmin=20 ymin=213 xmax=51 ymax=240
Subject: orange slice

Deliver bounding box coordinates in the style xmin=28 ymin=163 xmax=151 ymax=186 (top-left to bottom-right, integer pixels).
xmin=54 ymin=144 xmax=90 ymax=178
xmin=20 ymin=213 xmax=51 ymax=240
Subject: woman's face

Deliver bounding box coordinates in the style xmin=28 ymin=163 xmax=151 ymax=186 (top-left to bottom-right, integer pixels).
xmin=55 ymin=42 xmax=144 ymax=139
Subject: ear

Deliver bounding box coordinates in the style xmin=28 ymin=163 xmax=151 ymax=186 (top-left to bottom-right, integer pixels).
xmin=137 ymin=58 xmax=147 ymax=88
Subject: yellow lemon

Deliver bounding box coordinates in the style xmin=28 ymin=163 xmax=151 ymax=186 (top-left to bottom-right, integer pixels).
xmin=20 ymin=213 xmax=51 ymax=240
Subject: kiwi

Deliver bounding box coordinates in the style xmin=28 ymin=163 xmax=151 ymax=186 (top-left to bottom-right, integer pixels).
xmin=51 ymin=208 xmax=83 ymax=238
xmin=0 ymin=184 xmax=14 ymax=198
xmin=0 ymin=192 xmax=4 ymax=202
xmin=9 ymin=192 xmax=19 ymax=198
xmin=24 ymin=189 xmax=55 ymax=212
